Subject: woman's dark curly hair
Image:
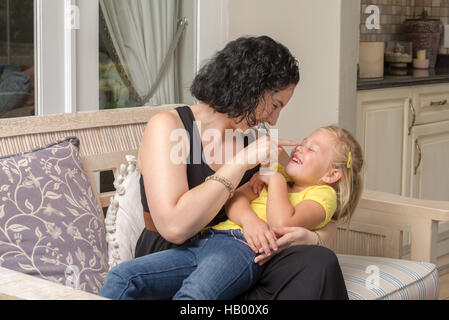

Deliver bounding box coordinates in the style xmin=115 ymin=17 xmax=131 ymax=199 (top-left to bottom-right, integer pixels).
xmin=191 ymin=36 xmax=300 ymax=126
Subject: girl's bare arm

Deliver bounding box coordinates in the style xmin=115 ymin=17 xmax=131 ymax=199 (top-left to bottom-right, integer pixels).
xmin=265 ymin=174 xmax=326 ymax=230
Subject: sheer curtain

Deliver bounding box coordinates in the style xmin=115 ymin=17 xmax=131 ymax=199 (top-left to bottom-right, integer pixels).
xmin=99 ymin=0 xmax=182 ymax=106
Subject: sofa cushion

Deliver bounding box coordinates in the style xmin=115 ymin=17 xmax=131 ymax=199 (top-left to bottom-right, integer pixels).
xmin=0 ymin=137 xmax=109 ymax=294
xmin=338 ymin=254 xmax=439 ymax=300
xmin=105 ymin=155 xmax=145 ymax=269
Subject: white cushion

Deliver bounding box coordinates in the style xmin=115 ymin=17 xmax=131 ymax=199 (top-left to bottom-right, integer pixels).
xmin=105 ymin=155 xmax=145 ymax=269
xmin=338 ymin=254 xmax=439 ymax=300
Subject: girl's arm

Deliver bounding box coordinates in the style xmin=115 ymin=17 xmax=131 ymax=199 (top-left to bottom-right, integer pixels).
xmin=226 ymin=182 xmax=278 ymax=255
xmin=265 ymin=173 xmax=326 ymax=230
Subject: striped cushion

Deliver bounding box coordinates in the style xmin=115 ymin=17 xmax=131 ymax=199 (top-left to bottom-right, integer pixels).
xmin=337 ymin=254 xmax=439 ymax=300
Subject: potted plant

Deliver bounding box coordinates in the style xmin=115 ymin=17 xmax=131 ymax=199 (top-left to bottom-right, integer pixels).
xmin=404 ymin=9 xmax=442 ymax=68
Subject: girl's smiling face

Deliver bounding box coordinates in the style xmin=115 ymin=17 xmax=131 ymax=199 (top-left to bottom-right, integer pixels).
xmin=285 ymin=129 xmax=340 ymax=187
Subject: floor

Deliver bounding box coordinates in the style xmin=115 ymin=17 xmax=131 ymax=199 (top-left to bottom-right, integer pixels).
xmin=439 ymin=271 xmax=449 ymax=300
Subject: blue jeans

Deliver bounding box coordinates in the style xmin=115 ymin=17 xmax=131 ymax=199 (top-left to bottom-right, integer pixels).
xmin=98 ymin=229 xmax=263 ymax=300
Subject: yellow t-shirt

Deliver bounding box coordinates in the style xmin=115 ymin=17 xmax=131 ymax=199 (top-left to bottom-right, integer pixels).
xmin=211 ymin=165 xmax=337 ymax=231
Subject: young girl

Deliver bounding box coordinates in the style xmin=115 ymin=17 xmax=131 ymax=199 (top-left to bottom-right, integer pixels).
xmin=220 ymin=125 xmax=364 ymax=264
xmin=99 ymin=125 xmax=363 ymax=300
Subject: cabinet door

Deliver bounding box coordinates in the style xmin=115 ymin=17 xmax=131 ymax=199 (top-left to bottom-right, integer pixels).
xmin=357 ymin=88 xmax=412 ymax=196
xmin=412 ymin=83 xmax=449 ymax=125
xmin=410 ymin=120 xmax=449 ymax=201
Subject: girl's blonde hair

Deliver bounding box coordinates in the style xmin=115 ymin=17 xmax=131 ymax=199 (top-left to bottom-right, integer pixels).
xmin=318 ymin=125 xmax=364 ymax=225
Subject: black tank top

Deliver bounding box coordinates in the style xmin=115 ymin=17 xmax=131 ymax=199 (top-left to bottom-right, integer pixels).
xmin=139 ymin=105 xmax=260 ymax=228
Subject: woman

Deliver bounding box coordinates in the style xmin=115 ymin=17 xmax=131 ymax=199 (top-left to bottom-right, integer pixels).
xmin=111 ymin=36 xmax=348 ymax=299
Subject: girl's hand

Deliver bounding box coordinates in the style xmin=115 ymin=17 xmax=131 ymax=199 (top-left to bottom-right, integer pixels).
xmin=241 ymin=216 xmax=278 ymax=256
xmin=253 ymin=226 xmax=321 ymax=266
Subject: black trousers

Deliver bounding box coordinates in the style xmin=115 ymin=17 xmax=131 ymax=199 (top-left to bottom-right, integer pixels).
xmin=135 ymin=229 xmax=349 ymax=300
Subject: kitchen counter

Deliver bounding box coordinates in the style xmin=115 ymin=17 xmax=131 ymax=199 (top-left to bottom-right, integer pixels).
xmin=357 ymin=66 xmax=449 ymax=90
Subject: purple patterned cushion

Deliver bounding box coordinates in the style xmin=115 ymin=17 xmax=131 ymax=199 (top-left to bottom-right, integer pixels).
xmin=0 ymin=137 xmax=108 ymax=294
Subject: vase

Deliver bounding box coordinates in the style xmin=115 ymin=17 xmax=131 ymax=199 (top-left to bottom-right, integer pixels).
xmin=404 ymin=18 xmax=442 ymax=68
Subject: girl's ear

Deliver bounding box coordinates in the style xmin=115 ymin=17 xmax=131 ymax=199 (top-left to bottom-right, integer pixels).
xmin=321 ymin=169 xmax=342 ymax=185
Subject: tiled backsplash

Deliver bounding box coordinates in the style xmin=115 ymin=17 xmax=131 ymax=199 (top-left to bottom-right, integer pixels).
xmin=361 ymin=0 xmax=449 ymax=54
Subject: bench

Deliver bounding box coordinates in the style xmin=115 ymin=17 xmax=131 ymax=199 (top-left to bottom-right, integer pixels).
xmin=1 ymin=105 xmax=448 ymax=300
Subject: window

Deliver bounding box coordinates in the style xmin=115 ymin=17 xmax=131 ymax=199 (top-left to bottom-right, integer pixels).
xmin=98 ymin=0 xmax=196 ymax=111
xmin=97 ymin=0 xmax=197 ymax=193
xmin=0 ymin=0 xmax=35 ymax=119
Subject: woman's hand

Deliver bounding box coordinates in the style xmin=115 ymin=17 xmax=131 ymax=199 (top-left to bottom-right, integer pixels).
xmin=232 ymin=135 xmax=298 ymax=170
xmin=249 ymin=171 xmax=285 ymax=195
xmin=249 ymin=173 xmax=266 ymax=195
xmin=240 ymin=215 xmax=278 ymax=256
xmin=254 ymin=226 xmax=328 ymax=266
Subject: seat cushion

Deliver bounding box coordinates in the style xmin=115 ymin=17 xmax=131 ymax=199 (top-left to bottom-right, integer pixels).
xmin=337 ymin=254 xmax=439 ymax=300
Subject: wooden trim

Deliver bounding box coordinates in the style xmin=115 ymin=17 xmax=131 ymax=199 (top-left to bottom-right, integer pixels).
xmin=0 ymin=105 xmax=178 ymax=138
xmin=82 ymin=151 xmax=138 ymax=173
xmin=34 ymin=0 xmax=44 ymax=115
xmin=352 ymin=189 xmax=449 ymax=263
xmin=0 ymin=267 xmax=106 ymax=300
xmin=64 ymin=0 xmax=78 ymax=114
xmin=100 ymin=191 xmax=116 ymax=209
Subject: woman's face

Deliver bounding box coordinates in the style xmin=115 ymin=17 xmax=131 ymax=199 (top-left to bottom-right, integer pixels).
xmin=235 ymin=85 xmax=296 ymax=131
xmin=257 ymin=85 xmax=296 ymax=127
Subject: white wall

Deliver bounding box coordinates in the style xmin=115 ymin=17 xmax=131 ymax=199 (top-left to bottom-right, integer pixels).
xmin=178 ymin=0 xmax=197 ymax=105
xmin=339 ymin=0 xmax=361 ymax=135
xmin=197 ymin=0 xmax=229 ymax=69
xmin=226 ymin=0 xmax=360 ymax=142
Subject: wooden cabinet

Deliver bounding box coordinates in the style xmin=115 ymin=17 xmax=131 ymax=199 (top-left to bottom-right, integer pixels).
xmin=357 ymin=84 xmax=449 ymax=201
xmin=356 ymin=87 xmax=412 ymax=197
xmin=357 ymin=84 xmax=449 ymax=261
xmin=409 ymin=121 xmax=449 ymax=201
xmin=413 ymin=85 xmax=449 ymax=126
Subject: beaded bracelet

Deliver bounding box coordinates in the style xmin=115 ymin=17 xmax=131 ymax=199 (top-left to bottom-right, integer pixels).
xmin=313 ymin=230 xmax=323 ymax=246
xmin=205 ymin=174 xmax=235 ymax=199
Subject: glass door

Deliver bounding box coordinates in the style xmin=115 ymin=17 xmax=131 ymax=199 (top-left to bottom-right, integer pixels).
xmin=98 ymin=0 xmax=196 ymax=111
xmin=0 ymin=0 xmax=35 ymax=119
xmin=97 ymin=0 xmax=197 ymax=194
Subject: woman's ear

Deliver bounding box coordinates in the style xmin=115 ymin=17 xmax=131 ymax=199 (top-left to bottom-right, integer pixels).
xmin=321 ymin=169 xmax=342 ymax=185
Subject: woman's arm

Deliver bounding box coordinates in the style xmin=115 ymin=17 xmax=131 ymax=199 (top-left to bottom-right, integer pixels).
xmin=138 ymin=112 xmax=248 ymax=244
xmin=278 ymin=147 xmax=291 ymax=168
xmin=254 ymin=222 xmax=337 ymax=266
xmin=138 ymin=112 xmax=298 ymax=244
xmin=225 ymin=182 xmax=259 ymax=227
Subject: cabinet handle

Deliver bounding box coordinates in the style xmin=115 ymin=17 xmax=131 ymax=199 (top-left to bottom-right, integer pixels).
xmin=414 ymin=139 xmax=422 ymax=176
xmin=408 ymin=99 xmax=416 ymax=136
xmin=430 ymin=99 xmax=448 ymax=106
